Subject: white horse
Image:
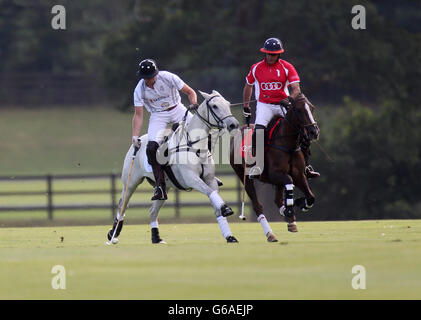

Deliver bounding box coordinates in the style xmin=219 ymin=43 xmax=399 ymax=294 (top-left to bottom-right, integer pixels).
xmin=107 ymin=90 xmax=240 ymax=244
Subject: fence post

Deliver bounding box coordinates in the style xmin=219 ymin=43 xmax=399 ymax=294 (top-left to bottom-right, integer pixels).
xmin=110 ymin=173 xmax=117 ymax=219
xmin=46 ymin=174 xmax=53 ymax=220
xmin=175 ymin=188 xmax=180 ymax=219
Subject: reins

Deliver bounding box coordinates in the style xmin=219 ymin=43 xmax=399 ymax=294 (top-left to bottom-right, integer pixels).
xmin=268 ymin=98 xmax=316 ymax=152
xmin=169 ymin=95 xmax=233 ymax=154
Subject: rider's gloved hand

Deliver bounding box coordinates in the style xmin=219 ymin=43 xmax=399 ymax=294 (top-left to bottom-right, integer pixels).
xmin=279 ymin=98 xmax=292 ymax=108
xmin=188 ymin=103 xmax=199 ymax=111
xmin=243 ymin=106 xmax=251 ymax=118
xmin=243 ymin=106 xmax=251 ymax=126
xmin=132 ymin=136 xmax=141 ymax=149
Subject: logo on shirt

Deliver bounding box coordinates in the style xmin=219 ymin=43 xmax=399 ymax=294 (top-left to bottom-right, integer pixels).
xmin=161 ymin=102 xmax=170 ymax=109
xmin=261 ymin=82 xmax=283 ymax=90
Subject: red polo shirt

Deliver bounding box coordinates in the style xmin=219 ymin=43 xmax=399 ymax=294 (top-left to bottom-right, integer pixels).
xmin=246 ymin=59 xmax=300 ymax=104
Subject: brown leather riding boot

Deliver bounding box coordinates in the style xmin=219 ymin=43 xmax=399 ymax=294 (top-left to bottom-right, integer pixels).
xmin=151 ymin=164 xmax=167 ymax=200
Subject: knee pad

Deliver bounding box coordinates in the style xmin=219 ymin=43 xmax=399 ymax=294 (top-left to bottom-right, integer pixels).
xmin=146 ymin=141 xmax=159 ymax=165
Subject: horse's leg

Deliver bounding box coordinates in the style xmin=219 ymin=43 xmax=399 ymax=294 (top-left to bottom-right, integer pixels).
xmin=247 ymin=179 xmax=279 ymax=242
xmin=290 ymin=151 xmax=315 ymax=213
xmin=274 ymin=184 xmax=285 ymax=215
xmin=149 ymin=199 xmax=167 ymax=244
xmin=291 ymin=172 xmax=315 ymax=213
xmin=192 ymin=169 xmax=237 ymax=243
xmin=232 ymin=163 xmax=277 ymax=242
xmin=268 ymin=171 xmax=297 ymax=232
xmin=107 ymin=174 xmax=143 ymax=242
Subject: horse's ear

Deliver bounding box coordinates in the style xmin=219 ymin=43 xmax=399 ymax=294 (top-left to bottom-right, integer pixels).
xmin=199 ymin=90 xmax=211 ymax=100
xmin=211 ymin=90 xmax=221 ymax=96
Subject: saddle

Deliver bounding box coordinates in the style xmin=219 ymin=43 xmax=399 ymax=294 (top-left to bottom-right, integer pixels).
xmin=239 ymin=117 xmax=284 ymax=160
xmin=156 ymin=122 xmax=206 ymax=191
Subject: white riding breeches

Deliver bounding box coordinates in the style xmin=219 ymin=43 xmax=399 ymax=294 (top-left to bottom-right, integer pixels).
xmin=254 ymin=101 xmax=287 ymax=127
xmin=148 ymin=104 xmax=193 ymax=142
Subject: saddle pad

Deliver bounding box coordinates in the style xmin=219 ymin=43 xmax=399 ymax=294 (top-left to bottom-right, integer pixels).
xmin=239 ymin=117 xmax=284 ymax=159
xmin=143 ymin=150 xmax=153 ymax=173
xmin=267 ymin=117 xmax=283 ymax=146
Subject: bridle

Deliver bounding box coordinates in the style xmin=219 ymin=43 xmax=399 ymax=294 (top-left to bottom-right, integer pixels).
xmin=281 ymin=97 xmax=317 ymax=135
xmin=176 ymin=95 xmax=235 ymax=152
xmin=268 ymin=97 xmax=318 ymax=152
xmin=195 ymin=95 xmax=236 ymax=130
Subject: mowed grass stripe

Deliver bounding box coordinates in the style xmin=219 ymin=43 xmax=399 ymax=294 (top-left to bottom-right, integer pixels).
xmin=0 ymin=220 xmax=420 ymax=299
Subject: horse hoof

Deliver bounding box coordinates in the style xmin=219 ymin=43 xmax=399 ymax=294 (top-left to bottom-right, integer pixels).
xmin=152 ymin=239 xmax=167 ymax=244
xmin=266 ymin=232 xmax=278 ymax=242
xmin=226 ymin=236 xmax=238 ymax=243
xmin=287 ymin=222 xmax=298 ymax=233
xmin=151 ymin=227 xmax=166 ymax=244
xmin=221 ymin=204 xmax=234 ymax=217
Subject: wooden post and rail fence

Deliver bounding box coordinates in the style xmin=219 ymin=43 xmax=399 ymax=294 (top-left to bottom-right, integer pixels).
xmin=0 ymin=172 xmax=252 ymax=221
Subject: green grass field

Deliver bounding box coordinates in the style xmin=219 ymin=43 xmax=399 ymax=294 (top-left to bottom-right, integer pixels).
xmin=1 ymin=220 xmax=420 ymax=299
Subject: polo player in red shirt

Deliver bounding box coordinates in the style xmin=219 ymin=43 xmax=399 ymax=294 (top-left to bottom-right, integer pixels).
xmin=243 ymin=37 xmax=320 ymax=179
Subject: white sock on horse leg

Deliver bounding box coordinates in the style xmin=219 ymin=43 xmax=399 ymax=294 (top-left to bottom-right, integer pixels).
xmin=257 ymin=214 xmax=272 ymax=236
xmin=209 ymin=190 xmax=224 ymax=209
xmin=150 ymin=221 xmax=158 ymax=229
xmin=216 ymin=216 xmax=232 ymax=238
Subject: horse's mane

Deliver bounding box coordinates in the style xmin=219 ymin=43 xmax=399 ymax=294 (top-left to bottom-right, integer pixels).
xmin=292 ymin=93 xmax=315 ymax=110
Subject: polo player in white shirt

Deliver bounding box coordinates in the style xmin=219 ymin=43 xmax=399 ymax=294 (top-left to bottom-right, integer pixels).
xmin=132 ymin=59 xmax=198 ymax=200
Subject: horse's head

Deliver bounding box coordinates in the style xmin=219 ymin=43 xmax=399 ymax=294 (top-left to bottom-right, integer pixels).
xmin=198 ymin=90 xmax=239 ymax=134
xmin=289 ymin=93 xmax=320 ymax=141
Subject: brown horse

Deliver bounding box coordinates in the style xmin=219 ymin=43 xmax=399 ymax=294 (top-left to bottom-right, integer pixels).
xmin=230 ymin=93 xmax=320 ymax=241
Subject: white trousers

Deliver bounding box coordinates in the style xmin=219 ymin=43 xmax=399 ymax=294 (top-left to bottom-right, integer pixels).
xmin=254 ymin=102 xmax=287 ymax=127
xmin=148 ymin=104 xmax=193 ymax=142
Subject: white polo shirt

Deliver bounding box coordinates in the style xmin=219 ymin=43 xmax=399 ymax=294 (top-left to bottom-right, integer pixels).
xmin=133 ymin=71 xmax=185 ymax=113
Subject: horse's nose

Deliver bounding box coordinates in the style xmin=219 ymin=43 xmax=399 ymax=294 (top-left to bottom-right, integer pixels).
xmin=228 ymin=119 xmax=239 ymax=131
xmin=308 ymin=124 xmax=320 ymax=141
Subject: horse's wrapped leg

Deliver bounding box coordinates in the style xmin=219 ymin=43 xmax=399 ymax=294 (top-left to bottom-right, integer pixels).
xmin=284 ymin=183 xmax=298 ymax=232
xmin=209 ymin=190 xmax=233 ymax=217
xmin=150 ymin=199 xmax=166 ymax=244
xmin=216 ymin=216 xmax=238 ymax=243
xmin=257 ymin=214 xmax=278 ymax=242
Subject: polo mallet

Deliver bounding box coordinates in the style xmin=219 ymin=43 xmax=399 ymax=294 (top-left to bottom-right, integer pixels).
xmin=105 ymin=145 xmax=140 ymax=245
xmin=239 ymin=116 xmax=250 ymax=221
